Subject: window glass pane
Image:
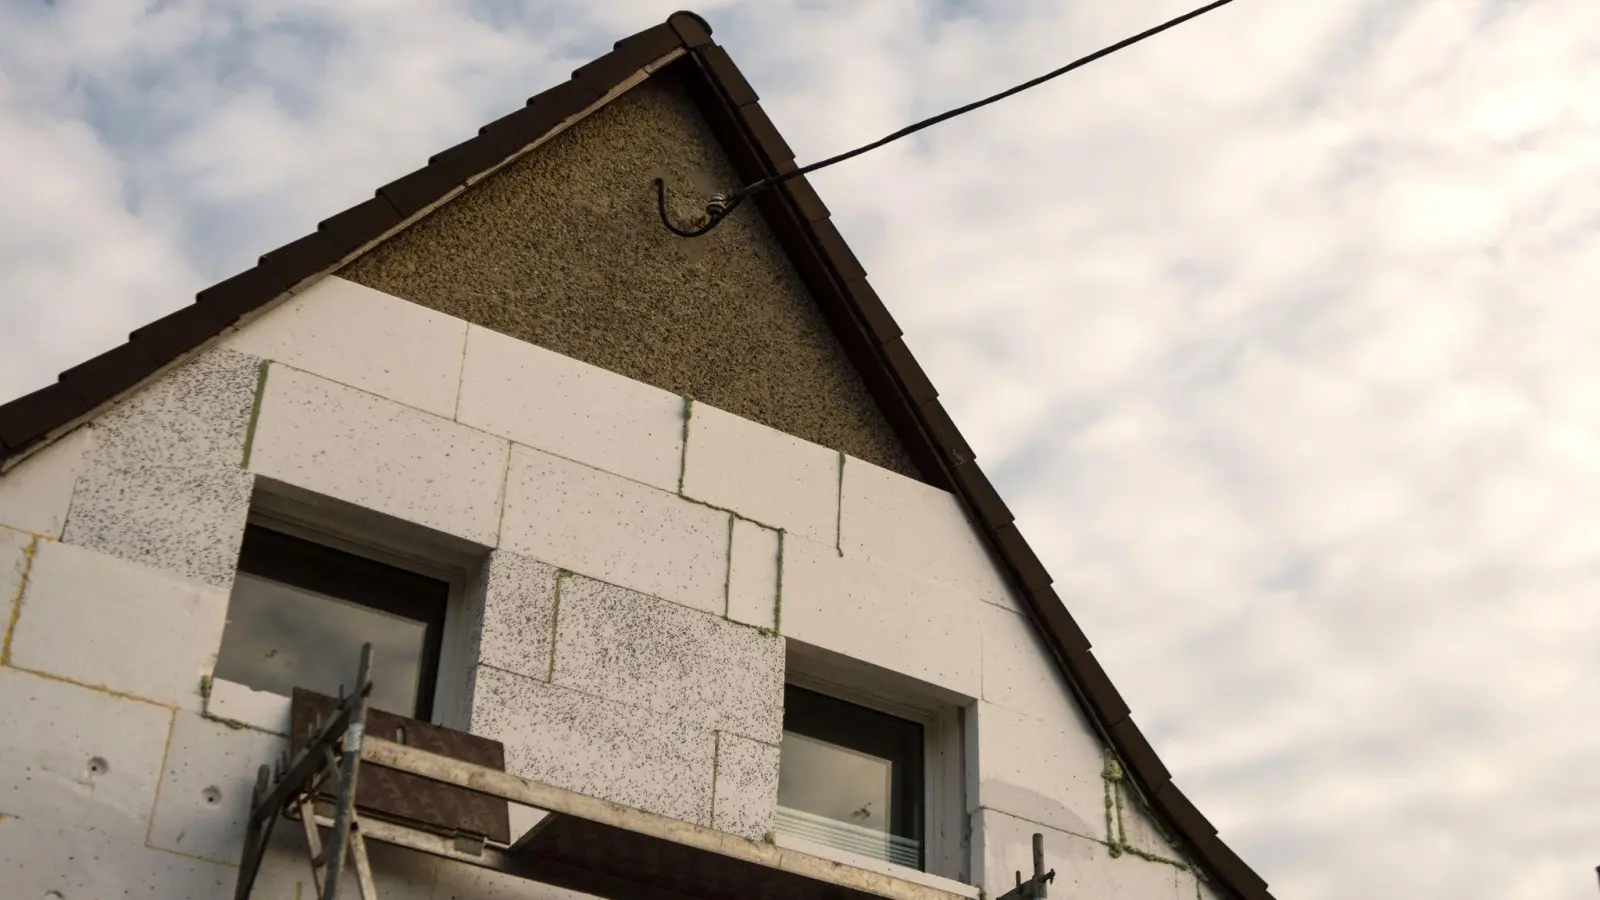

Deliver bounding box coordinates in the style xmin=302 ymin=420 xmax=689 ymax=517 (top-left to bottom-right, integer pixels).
xmin=214 ymin=571 xmax=426 ymax=716
xmin=778 ymin=731 xmax=894 ymax=834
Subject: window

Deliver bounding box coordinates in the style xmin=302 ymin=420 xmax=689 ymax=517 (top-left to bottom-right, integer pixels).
xmin=214 ymin=524 xmax=449 ymax=720
xmin=777 ymin=684 xmax=925 ymax=870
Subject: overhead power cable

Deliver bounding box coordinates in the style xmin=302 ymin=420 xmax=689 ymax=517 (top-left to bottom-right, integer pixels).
xmin=656 ymin=0 xmax=1239 ymax=238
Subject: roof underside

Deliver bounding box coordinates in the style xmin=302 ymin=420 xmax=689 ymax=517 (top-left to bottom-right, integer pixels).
xmin=0 ymin=12 xmax=1271 ymax=899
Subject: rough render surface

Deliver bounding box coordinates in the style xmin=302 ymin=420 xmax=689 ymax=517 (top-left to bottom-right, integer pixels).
xmin=468 ymin=664 xmax=716 ymax=826
xmin=712 ymin=731 xmax=781 ymax=842
xmin=61 ymin=347 xmax=260 ymax=588
xmin=550 ymin=572 xmax=784 ymax=744
xmin=340 ymin=72 xmax=919 ymax=480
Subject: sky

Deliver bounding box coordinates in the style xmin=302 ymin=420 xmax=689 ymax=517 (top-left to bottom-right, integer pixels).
xmin=2 ymin=0 xmax=1598 ymax=896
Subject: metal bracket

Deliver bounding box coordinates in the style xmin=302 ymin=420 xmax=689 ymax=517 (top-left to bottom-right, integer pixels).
xmin=451 ymin=830 xmax=487 ymax=857
xmin=996 ymin=833 xmax=1056 ymax=900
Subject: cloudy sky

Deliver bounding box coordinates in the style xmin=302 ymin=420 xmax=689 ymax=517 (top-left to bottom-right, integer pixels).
xmin=3 ymin=0 xmax=1598 ymax=896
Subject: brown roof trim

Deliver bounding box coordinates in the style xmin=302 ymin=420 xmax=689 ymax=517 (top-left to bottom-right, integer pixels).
xmin=0 ymin=12 xmax=1271 ymax=898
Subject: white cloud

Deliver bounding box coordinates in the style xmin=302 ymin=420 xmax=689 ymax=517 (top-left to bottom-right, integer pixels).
xmin=3 ymin=1 xmax=1599 ymax=897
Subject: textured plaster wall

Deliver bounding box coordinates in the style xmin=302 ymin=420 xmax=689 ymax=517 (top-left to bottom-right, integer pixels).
xmin=340 ymin=72 xmax=920 ymax=480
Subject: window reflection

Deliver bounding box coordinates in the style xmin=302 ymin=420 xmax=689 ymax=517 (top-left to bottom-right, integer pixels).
xmin=215 ymin=572 xmax=426 ymax=716
xmin=775 ymin=685 xmax=924 ymax=870
xmin=778 ymin=732 xmax=894 ymax=834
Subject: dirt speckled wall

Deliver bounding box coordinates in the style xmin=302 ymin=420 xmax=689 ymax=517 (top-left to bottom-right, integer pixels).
xmin=341 ymin=71 xmax=919 ymax=479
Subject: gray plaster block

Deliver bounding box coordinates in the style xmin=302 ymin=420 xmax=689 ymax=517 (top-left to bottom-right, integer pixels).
xmin=551 ymin=572 xmax=784 ymax=744
xmin=465 ymin=549 xmax=560 ymax=679
xmin=63 ymin=347 xmax=261 ymax=587
xmin=148 ymin=711 xmax=289 ymax=865
xmin=468 ymin=665 xmax=715 ymax=826
xmin=712 ymin=732 xmax=780 ymax=841
xmin=0 ymin=667 xmax=174 ymax=841
xmin=0 ymin=817 xmax=233 ymax=899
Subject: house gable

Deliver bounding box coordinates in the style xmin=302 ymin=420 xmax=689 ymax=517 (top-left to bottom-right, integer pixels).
xmin=0 ymin=11 xmax=1272 ymax=900
xmin=342 ymin=73 xmax=919 ymax=480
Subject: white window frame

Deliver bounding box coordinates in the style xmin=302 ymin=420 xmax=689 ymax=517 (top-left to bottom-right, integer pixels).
xmin=240 ymin=479 xmax=485 ymax=728
xmin=782 ymin=642 xmax=970 ymax=884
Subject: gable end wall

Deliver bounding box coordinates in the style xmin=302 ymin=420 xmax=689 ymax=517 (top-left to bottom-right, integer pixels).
xmin=340 ymin=72 xmax=920 ymax=481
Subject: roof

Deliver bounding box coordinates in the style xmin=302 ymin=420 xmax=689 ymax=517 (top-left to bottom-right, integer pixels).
xmin=0 ymin=12 xmax=1272 ymax=898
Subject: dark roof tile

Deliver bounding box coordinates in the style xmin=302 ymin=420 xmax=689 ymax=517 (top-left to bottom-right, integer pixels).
xmin=128 ymin=303 xmax=225 ymax=363
xmin=667 ymin=11 xmax=713 ymax=48
xmin=736 ymin=102 xmax=794 ymax=168
xmin=703 ymin=45 xmax=758 ymax=107
xmin=780 ymin=174 xmax=830 ymax=224
xmin=881 ymin=338 xmax=936 ymax=403
xmin=613 ymin=22 xmax=685 ymax=61
xmin=377 ymin=163 xmax=465 ymax=221
xmin=1025 ymin=585 xmax=1092 ymax=654
xmin=948 ymin=461 xmax=1013 ymax=529
xmin=479 ymin=103 xmax=565 ymax=155
xmin=1110 ymin=718 xmax=1172 ymax=789
xmin=258 ymin=229 xmax=350 ymax=280
xmin=427 ymin=134 xmax=512 ymax=188
xmin=197 ymin=264 xmax=297 ymax=325
xmin=991 ymin=521 xmax=1051 ymax=591
xmin=59 ymin=342 xmax=159 ymax=410
xmin=1153 ymin=782 xmax=1217 ymax=839
xmin=843 ymin=278 xmax=900 ymax=343
xmin=917 ymin=398 xmax=973 ymax=465
xmin=1202 ymin=835 xmax=1271 ymax=897
xmin=317 ymin=195 xmax=402 ymax=245
xmin=572 ymin=47 xmax=648 ymax=98
xmin=1064 ymin=647 xmax=1132 ymax=726
xmin=0 ymin=382 xmax=86 ymax=452
xmin=809 ymin=218 xmax=867 ymax=281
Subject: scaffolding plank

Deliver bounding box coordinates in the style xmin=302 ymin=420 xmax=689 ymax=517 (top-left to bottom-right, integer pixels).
xmin=292 ymin=688 xmax=511 ymax=843
xmin=361 ymin=737 xmax=972 ymax=900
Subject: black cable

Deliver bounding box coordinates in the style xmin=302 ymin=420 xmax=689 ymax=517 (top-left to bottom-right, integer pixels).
xmin=656 ymin=0 xmax=1240 ymax=237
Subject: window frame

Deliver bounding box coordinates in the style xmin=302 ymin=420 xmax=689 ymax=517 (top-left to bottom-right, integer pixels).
xmin=780 ymin=683 xmax=927 ymax=862
xmin=228 ymin=523 xmax=451 ymax=721
xmin=781 ymin=650 xmax=969 ymax=882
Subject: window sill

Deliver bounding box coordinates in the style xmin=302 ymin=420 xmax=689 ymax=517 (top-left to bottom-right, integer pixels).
xmin=773 ymin=831 xmax=980 ymax=899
